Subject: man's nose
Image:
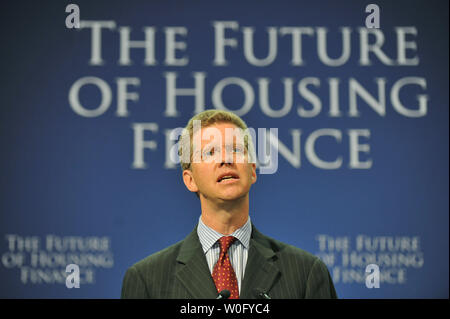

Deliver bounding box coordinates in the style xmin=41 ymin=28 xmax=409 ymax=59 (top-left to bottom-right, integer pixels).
xmin=220 ymin=147 xmax=234 ymax=164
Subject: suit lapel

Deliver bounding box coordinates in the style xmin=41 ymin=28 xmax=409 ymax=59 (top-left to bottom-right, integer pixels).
xmin=240 ymin=227 xmax=281 ymax=299
xmin=175 ymin=227 xmax=218 ymax=299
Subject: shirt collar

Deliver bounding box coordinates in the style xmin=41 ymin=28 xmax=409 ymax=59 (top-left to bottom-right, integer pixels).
xmin=197 ymin=215 xmax=252 ymax=253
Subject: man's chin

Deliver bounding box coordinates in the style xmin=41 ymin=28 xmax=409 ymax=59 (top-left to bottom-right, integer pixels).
xmin=217 ymin=191 xmax=248 ymax=202
xmin=199 ymin=188 xmax=250 ymax=203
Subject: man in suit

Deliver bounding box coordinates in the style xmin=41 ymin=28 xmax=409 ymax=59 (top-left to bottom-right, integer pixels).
xmin=121 ymin=110 xmax=337 ymax=299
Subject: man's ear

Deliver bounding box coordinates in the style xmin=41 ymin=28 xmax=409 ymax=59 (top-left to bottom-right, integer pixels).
xmin=182 ymin=169 xmax=199 ymax=193
xmin=250 ymin=163 xmax=257 ymax=184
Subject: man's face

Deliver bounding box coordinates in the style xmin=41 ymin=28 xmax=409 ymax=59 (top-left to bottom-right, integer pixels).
xmin=182 ymin=122 xmax=257 ymax=203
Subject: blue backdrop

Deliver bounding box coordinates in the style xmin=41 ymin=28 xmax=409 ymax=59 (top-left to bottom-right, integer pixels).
xmin=0 ymin=0 xmax=448 ymax=298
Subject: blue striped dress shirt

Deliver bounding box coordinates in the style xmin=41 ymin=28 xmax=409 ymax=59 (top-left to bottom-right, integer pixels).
xmin=197 ymin=215 xmax=252 ymax=293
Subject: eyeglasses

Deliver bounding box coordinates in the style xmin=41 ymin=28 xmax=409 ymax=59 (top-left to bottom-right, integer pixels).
xmin=192 ymin=144 xmax=247 ymax=163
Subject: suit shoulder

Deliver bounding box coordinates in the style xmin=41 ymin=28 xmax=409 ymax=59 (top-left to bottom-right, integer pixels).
xmin=256 ymin=231 xmax=321 ymax=266
xmin=251 ymin=229 xmax=337 ymax=299
xmin=129 ymin=239 xmax=183 ymax=273
xmin=260 ymin=232 xmax=333 ymax=282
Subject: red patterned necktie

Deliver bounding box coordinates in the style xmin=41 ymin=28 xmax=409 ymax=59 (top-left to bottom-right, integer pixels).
xmin=212 ymin=236 xmax=239 ymax=299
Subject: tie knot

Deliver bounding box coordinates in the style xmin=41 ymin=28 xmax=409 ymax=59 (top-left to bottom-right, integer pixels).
xmin=218 ymin=236 xmax=236 ymax=252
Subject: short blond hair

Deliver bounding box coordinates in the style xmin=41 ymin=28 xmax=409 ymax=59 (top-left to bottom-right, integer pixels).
xmin=178 ymin=109 xmax=250 ymax=171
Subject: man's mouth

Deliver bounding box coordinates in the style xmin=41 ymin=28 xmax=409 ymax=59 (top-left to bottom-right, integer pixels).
xmin=217 ymin=173 xmax=239 ymax=183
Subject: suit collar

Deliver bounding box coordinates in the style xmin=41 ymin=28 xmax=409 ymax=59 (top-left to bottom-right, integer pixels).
xmin=175 ymin=226 xmax=218 ymax=298
xmin=240 ymin=226 xmax=280 ymax=299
